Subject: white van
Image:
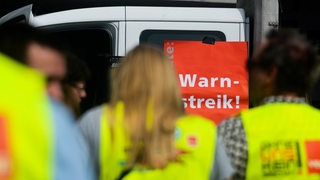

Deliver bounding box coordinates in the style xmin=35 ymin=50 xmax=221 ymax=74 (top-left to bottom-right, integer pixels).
xmin=0 ymin=1 xmax=248 ymax=120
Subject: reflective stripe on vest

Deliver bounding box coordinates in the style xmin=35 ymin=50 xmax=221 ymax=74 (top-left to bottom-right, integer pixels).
xmin=0 ymin=53 xmax=54 ymax=179
xmin=100 ymin=102 xmax=216 ymax=180
xmin=242 ymin=103 xmax=320 ymax=179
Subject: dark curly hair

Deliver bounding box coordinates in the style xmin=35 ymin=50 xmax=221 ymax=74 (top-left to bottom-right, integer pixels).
xmin=247 ymin=28 xmax=320 ymax=96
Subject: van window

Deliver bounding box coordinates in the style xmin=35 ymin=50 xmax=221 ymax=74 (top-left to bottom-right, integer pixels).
xmin=49 ymin=28 xmax=112 ymax=114
xmin=140 ymin=30 xmax=226 ymax=49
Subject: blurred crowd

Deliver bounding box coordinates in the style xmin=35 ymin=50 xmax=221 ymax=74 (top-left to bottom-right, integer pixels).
xmin=1 ymin=23 xmax=320 ymax=180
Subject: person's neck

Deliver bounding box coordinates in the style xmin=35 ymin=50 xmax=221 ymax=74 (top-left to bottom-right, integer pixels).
xmin=277 ymin=93 xmax=300 ymax=98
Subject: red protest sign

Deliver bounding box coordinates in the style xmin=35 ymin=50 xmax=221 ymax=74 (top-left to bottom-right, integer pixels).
xmin=164 ymin=41 xmax=248 ymax=124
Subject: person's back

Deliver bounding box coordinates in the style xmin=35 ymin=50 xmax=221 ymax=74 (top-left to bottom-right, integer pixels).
xmin=79 ymin=44 xmax=229 ymax=179
xmin=215 ymin=28 xmax=320 ymax=179
xmin=241 ymin=100 xmax=320 ymax=179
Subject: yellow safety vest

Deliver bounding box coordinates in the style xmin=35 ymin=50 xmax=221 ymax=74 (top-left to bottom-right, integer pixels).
xmin=242 ymin=103 xmax=320 ymax=180
xmin=100 ymin=102 xmax=128 ymax=180
xmin=0 ymin=53 xmax=54 ymax=179
xmin=100 ymin=102 xmax=216 ymax=180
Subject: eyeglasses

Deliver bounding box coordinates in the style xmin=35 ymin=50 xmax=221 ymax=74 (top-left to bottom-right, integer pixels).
xmin=70 ymin=82 xmax=86 ymax=96
xmin=72 ymin=85 xmax=86 ymax=94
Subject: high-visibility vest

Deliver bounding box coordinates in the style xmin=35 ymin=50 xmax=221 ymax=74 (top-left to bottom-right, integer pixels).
xmin=241 ymin=103 xmax=320 ymax=179
xmin=100 ymin=102 xmax=128 ymax=180
xmin=0 ymin=53 xmax=54 ymax=179
xmin=100 ymin=102 xmax=216 ymax=180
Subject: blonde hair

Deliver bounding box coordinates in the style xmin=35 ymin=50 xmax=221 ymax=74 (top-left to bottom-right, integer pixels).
xmin=110 ymin=44 xmax=184 ymax=168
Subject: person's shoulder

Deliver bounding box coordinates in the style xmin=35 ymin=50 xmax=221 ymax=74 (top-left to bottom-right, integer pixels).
xmin=218 ymin=114 xmax=242 ymax=129
xmin=49 ymin=97 xmax=75 ymax=123
xmin=49 ymin=98 xmax=96 ymax=180
xmin=78 ymin=104 xmax=107 ymax=131
xmin=79 ymin=104 xmax=104 ymax=122
xmin=217 ymin=114 xmax=246 ymax=144
xmin=177 ymin=114 xmax=216 ymax=130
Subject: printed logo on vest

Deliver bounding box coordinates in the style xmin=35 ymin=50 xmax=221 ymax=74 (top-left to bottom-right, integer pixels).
xmin=0 ymin=115 xmax=10 ymax=178
xmin=260 ymin=141 xmax=302 ymax=176
xmin=305 ymin=141 xmax=320 ymax=174
xmin=0 ymin=155 xmax=10 ymax=178
xmin=187 ymin=135 xmax=197 ymax=147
